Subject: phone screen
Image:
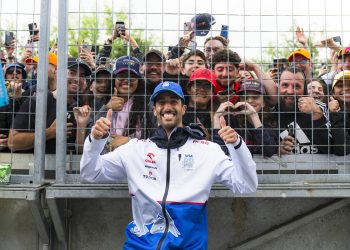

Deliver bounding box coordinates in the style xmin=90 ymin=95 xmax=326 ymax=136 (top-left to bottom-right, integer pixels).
xmin=5 ymin=32 xmax=14 ymax=47
xmin=114 ymin=21 xmax=125 ymax=37
xmin=220 ymin=25 xmax=229 ymax=40
xmin=183 ymin=22 xmax=194 ymax=40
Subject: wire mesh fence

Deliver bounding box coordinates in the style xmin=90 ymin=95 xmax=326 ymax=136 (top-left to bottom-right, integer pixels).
xmin=0 ymin=0 xmax=350 ymax=185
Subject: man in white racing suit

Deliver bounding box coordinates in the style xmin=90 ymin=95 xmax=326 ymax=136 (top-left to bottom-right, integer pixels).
xmin=80 ymin=81 xmax=258 ymax=249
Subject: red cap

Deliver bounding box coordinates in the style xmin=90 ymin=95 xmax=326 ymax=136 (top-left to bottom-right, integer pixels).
xmin=189 ymin=68 xmax=217 ymax=86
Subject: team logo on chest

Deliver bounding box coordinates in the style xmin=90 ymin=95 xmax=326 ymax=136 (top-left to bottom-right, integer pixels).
xmin=182 ymin=154 xmax=194 ymax=171
xmin=145 ymin=152 xmax=156 ymax=164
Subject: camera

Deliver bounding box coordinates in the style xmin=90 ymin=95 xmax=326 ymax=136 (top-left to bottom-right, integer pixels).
xmin=28 ymin=23 xmax=39 ymax=36
xmin=273 ymin=58 xmax=288 ymax=73
xmin=114 ymin=21 xmax=125 ymax=38
xmin=5 ymin=32 xmax=14 ymax=47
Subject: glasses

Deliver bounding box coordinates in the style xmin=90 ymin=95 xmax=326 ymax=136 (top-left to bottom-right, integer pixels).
xmin=290 ymin=59 xmax=309 ymax=67
xmin=116 ymin=73 xmax=139 ymax=83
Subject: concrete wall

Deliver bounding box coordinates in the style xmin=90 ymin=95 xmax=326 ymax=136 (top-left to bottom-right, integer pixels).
xmin=0 ymin=198 xmax=349 ymax=250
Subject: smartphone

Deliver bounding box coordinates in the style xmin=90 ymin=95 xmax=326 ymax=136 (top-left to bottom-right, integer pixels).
xmin=91 ymin=44 xmax=99 ymax=55
xmin=5 ymin=32 xmax=14 ymax=47
xmin=25 ymin=40 xmax=34 ymax=52
xmin=114 ymin=21 xmax=126 ymax=38
xmin=220 ymin=25 xmax=229 ymax=40
xmin=287 ymin=124 xmax=295 ymax=137
xmin=273 ymin=58 xmax=288 ymax=73
xmin=184 ymin=22 xmax=195 ymax=40
xmin=82 ymin=44 xmax=92 ymax=52
xmin=332 ymin=36 xmax=342 ymax=45
xmin=28 ymin=23 xmax=39 ymax=35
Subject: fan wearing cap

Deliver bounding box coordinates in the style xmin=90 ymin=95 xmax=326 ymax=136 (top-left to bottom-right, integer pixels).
xmin=328 ymin=70 xmax=350 ymax=155
xmin=321 ymin=47 xmax=350 ymax=90
xmin=214 ymin=80 xmax=278 ymax=157
xmin=0 ymin=62 xmax=27 ymax=151
xmin=287 ymin=48 xmax=313 ymax=83
xmin=140 ymin=49 xmax=166 ymax=90
xmin=81 ymin=81 xmax=257 ymax=249
xmin=82 ymin=66 xmax=112 ymax=112
xmin=8 ymin=58 xmax=92 ymax=154
xmin=183 ymin=68 xmax=215 ymax=132
xmin=89 ymin=56 xmax=149 ymax=151
xmin=23 ymin=52 xmax=58 ymax=94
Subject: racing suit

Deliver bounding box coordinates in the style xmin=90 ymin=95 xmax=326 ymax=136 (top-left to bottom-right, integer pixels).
xmin=80 ymin=125 xmax=258 ymax=249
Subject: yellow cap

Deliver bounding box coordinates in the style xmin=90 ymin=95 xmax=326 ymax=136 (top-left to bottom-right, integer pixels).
xmin=287 ymin=48 xmax=311 ymax=62
xmin=25 ymin=52 xmax=57 ymax=66
xmin=332 ymin=70 xmax=350 ymax=90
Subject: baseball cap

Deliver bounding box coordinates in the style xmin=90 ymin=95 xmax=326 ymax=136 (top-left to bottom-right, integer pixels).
xmin=112 ymin=56 xmax=141 ymax=78
xmin=191 ymin=13 xmax=216 ymax=36
xmin=25 ymin=52 xmax=58 ymax=66
xmin=5 ymin=62 xmax=27 ymax=79
xmin=92 ymin=66 xmax=112 ymax=78
xmin=142 ymin=49 xmax=166 ymax=63
xmin=150 ymin=81 xmax=185 ymax=104
xmin=237 ymin=80 xmax=265 ymax=95
xmin=68 ymin=57 xmax=92 ymax=77
xmin=332 ymin=70 xmax=350 ymax=90
xmin=337 ymin=47 xmax=350 ymax=59
xmin=189 ymin=68 xmax=217 ymax=87
xmin=287 ymin=48 xmax=311 ymax=62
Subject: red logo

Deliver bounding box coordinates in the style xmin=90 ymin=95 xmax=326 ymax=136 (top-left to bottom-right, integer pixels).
xmin=149 ymin=171 xmax=152 ymax=176
xmin=147 ymin=153 xmax=155 ymax=160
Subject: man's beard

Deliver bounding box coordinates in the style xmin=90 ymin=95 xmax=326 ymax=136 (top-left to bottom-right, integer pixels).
xmin=280 ymin=95 xmax=299 ymax=112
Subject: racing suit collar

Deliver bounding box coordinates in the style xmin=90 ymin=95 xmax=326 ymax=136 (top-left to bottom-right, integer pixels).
xmin=150 ymin=124 xmax=206 ymax=149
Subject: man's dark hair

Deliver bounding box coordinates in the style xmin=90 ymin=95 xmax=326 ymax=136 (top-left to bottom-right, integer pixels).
xmin=204 ymin=36 xmax=228 ymax=48
xmin=281 ymin=66 xmax=307 ymax=95
xmin=181 ymin=50 xmax=207 ymax=68
xmin=211 ymin=49 xmax=241 ymax=69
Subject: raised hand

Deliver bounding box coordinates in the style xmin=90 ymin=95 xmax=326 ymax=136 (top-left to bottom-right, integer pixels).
xmin=92 ymin=109 xmax=113 ymax=139
xmin=73 ymin=105 xmax=91 ymax=128
xmin=279 ymin=136 xmax=295 ymax=155
xmin=218 ymin=116 xmax=238 ymax=144
xmin=106 ymin=87 xmax=125 ymax=112
xmin=328 ymin=96 xmax=340 ymax=112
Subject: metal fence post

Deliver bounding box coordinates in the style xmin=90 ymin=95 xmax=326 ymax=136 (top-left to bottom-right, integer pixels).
xmin=56 ymin=0 xmax=69 ymax=184
xmin=33 ymin=0 xmax=52 ymax=185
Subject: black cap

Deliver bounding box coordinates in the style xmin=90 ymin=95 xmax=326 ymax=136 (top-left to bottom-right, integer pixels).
xmin=142 ymin=49 xmax=166 ymax=63
xmin=67 ymin=57 xmax=92 ymax=77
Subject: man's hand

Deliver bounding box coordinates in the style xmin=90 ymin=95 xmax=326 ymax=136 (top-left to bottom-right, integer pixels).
xmin=213 ymin=101 xmax=235 ymax=129
xmin=80 ymin=48 xmax=96 ymax=70
xmin=92 ymin=109 xmax=112 ymax=139
xmin=218 ymin=116 xmax=238 ymax=144
xmin=296 ymin=26 xmax=307 ymax=47
xmin=165 ymin=58 xmax=181 ymax=75
xmin=298 ymin=96 xmax=319 ymax=114
xmin=329 ymin=97 xmax=340 ymax=112
xmin=106 ymin=87 xmax=125 ymax=111
xmin=0 ymin=134 xmax=8 ymax=151
xmin=279 ymin=136 xmax=295 ymax=155
xmin=73 ymin=105 xmax=91 ymax=128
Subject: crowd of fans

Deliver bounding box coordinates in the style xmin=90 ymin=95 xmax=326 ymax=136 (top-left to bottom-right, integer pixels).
xmin=0 ymin=14 xmax=349 ymax=158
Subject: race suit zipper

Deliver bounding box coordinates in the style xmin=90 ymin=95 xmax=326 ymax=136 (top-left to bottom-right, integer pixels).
xmin=156 ymin=146 xmax=171 ymax=250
